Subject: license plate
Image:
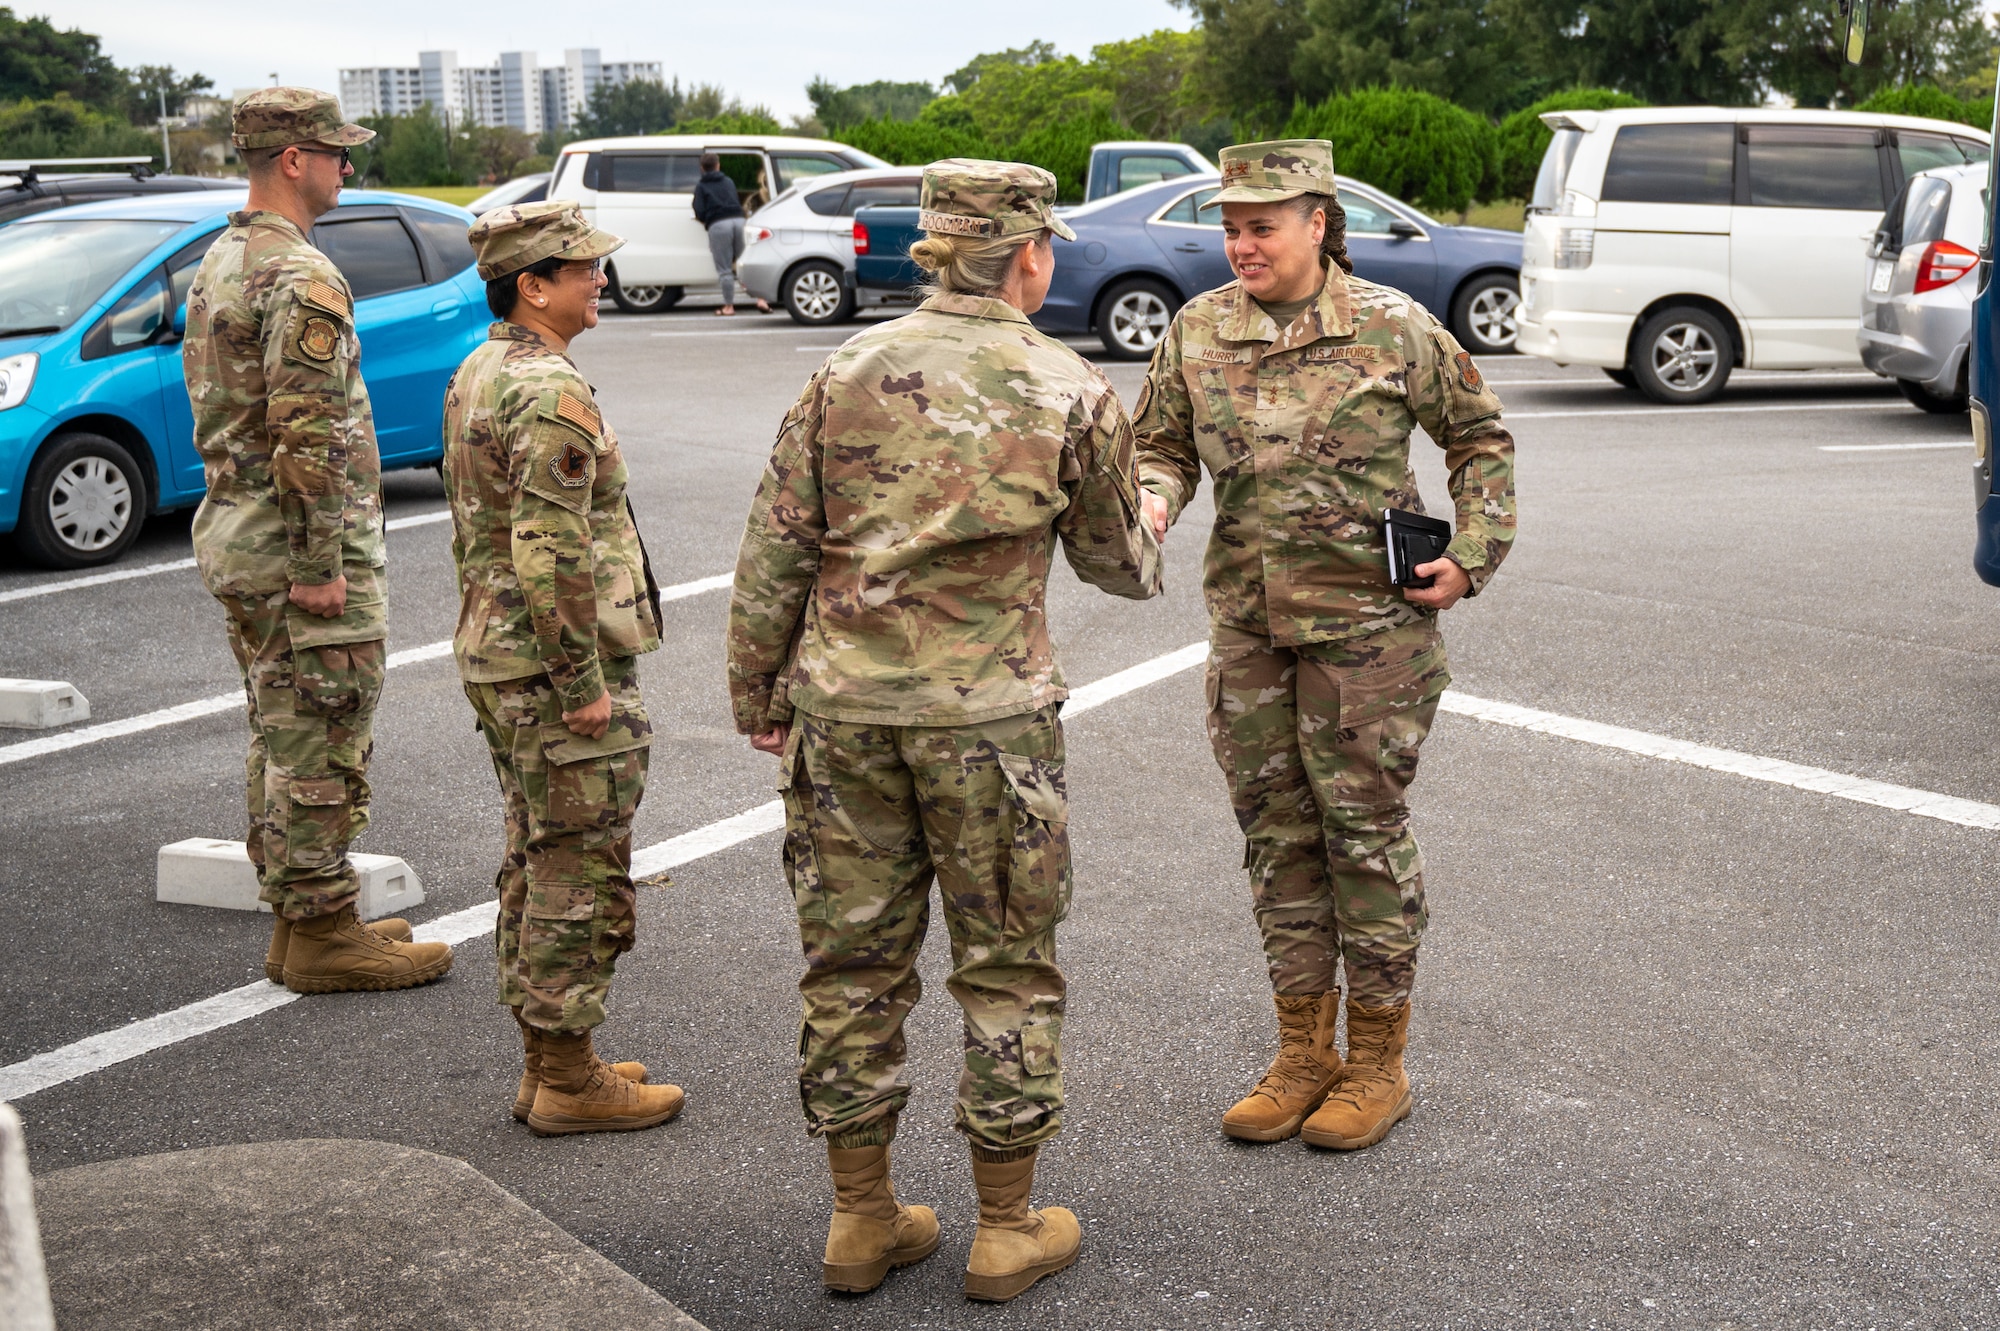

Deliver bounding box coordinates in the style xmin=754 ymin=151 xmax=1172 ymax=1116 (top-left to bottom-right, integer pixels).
xmin=1870 ymin=259 xmax=1894 ymax=294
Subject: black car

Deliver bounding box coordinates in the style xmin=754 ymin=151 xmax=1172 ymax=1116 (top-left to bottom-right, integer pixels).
xmin=0 ymin=158 xmax=243 ymax=226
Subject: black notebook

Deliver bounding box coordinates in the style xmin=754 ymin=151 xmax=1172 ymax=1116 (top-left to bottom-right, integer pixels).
xmin=1384 ymin=508 xmax=1453 ymax=588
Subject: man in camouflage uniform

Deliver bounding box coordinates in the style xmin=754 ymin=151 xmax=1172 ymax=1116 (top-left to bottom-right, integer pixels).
xmin=1134 ymin=140 xmax=1516 ymax=1150
xmin=444 ymin=201 xmax=681 ymax=1136
xmin=727 ymin=160 xmax=1160 ymax=1301
xmin=184 ymin=88 xmax=450 ymax=994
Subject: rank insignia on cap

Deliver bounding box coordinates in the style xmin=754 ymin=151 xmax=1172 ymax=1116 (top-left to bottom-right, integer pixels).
xmin=551 ymin=442 xmax=592 ymax=489
xmin=1454 ymin=350 xmax=1483 ymax=392
xmin=299 ymin=316 xmax=339 ymax=361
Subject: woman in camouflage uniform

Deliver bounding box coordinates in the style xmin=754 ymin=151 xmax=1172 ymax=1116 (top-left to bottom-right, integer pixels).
xmin=442 ymin=201 xmax=680 ymax=1137
xmin=727 ymin=160 xmax=1160 ymax=1301
xmin=1134 ymin=140 xmax=1517 ymax=1152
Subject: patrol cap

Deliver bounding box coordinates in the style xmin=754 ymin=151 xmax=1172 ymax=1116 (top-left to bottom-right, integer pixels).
xmin=231 ymin=87 xmax=375 ymax=151
xmin=468 ymin=200 xmax=625 ymax=281
xmin=1201 ymin=139 xmax=1337 ymax=209
xmin=919 ymin=158 xmax=1075 ymax=243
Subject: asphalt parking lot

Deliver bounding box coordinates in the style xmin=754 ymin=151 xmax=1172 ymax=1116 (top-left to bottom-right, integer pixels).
xmin=4 ymin=307 xmax=1997 ymax=1330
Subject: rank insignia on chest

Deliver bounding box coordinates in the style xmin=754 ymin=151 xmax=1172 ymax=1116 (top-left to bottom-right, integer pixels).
xmin=1454 ymin=350 xmax=1483 ymax=391
xmin=1306 ymin=343 xmax=1382 ymax=365
xmin=299 ymin=316 xmax=339 ymax=361
xmin=551 ymin=442 xmax=592 ymax=488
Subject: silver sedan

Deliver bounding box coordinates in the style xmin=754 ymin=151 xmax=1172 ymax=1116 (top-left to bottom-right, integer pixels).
xmin=737 ymin=167 xmax=924 ymax=326
xmin=1860 ymin=161 xmax=1985 ymax=413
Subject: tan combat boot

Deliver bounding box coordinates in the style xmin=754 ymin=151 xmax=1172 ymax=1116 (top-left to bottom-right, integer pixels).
xmin=509 ymin=1010 xmax=649 ymax=1122
xmin=821 ymin=1142 xmax=941 ymax=1293
xmin=1301 ymin=1000 xmax=1413 ymax=1150
xmin=1220 ymin=992 xmax=1343 ymax=1143
xmin=527 ymin=1029 xmax=684 ymax=1136
xmin=264 ymin=914 xmax=412 ymax=984
xmin=964 ymin=1148 xmax=1080 ymax=1302
xmin=280 ymin=905 xmax=452 ymax=994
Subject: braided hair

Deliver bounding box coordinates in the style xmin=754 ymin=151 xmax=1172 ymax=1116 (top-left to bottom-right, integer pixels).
xmin=1286 ymin=192 xmax=1354 ymax=275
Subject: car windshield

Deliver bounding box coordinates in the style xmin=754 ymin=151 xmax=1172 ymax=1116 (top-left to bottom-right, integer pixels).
xmin=0 ymin=219 xmax=183 ymax=336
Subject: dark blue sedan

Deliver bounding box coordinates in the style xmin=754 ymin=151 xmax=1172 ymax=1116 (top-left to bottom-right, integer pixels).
xmin=1048 ymin=173 xmax=1524 ymax=360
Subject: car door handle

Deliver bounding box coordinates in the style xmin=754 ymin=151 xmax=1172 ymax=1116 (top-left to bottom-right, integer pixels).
xmin=1174 ymin=243 xmax=1205 ymax=253
xmin=430 ymin=299 xmax=456 ymax=317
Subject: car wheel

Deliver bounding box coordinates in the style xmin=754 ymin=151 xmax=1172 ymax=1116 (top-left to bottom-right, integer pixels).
xmin=1097 ymin=279 xmax=1176 ymax=360
xmin=605 ymin=266 xmax=684 ymax=314
xmin=783 ymin=261 xmax=855 ymax=326
xmin=1449 ymin=274 xmax=1520 ymax=355
xmin=1630 ymin=307 xmax=1732 ymax=405
xmin=1897 ymin=376 xmax=1967 ymax=414
xmin=14 ymin=432 xmax=146 ymax=569
xmin=1604 ymin=367 xmax=1639 ymax=390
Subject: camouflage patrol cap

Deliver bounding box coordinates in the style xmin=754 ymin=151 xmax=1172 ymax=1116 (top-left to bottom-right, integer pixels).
xmin=919 ymin=158 xmax=1076 ymax=243
xmin=1202 ymin=139 xmax=1337 ymax=209
xmin=467 ymin=199 xmax=625 ymax=281
xmin=231 ymin=87 xmax=375 ymax=150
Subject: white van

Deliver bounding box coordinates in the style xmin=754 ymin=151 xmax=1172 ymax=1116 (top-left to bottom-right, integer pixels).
xmin=1515 ymin=107 xmax=1990 ymax=402
xmin=548 ymin=134 xmax=889 ymax=312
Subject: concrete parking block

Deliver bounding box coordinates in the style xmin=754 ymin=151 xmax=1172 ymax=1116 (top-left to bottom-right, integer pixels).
xmin=0 ymin=680 xmax=88 ymax=730
xmin=0 ymin=1105 xmax=54 ymax=1331
xmin=155 ymin=839 xmax=425 ymax=919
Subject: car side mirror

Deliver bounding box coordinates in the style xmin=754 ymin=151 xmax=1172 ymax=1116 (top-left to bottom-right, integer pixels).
xmin=170 ymin=301 xmax=187 ymax=339
xmin=1388 ymin=219 xmax=1423 ymax=240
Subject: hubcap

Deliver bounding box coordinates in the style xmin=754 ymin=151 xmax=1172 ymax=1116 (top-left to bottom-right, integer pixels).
xmin=618 ymin=282 xmax=666 ymax=308
xmin=48 ymin=454 xmax=132 ymax=552
xmin=791 ymin=269 xmax=842 ymax=320
xmin=1109 ymin=290 xmax=1169 ymax=353
xmin=1650 ymin=322 xmax=1719 ymax=392
xmin=1467 ymin=286 xmax=1519 ymax=350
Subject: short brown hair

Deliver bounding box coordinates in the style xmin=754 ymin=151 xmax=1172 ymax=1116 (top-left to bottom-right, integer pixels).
xmin=699 ymin=152 xmax=719 ymax=171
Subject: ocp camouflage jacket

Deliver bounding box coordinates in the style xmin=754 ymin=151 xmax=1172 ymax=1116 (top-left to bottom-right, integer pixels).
xmin=1134 ymin=265 xmax=1516 ymax=645
xmin=442 ymin=323 xmax=659 ymax=710
xmin=726 ymin=291 xmax=1162 ymax=735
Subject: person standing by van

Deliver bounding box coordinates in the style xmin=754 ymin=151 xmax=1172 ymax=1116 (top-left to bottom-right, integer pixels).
xmin=693 ymin=152 xmax=770 ymax=315
xmin=1134 ymin=139 xmax=1516 ymax=1152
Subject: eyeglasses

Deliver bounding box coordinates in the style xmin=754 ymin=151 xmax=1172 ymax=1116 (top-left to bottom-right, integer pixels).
xmin=565 ymin=259 xmax=604 ymax=279
xmin=294 ymin=146 xmax=351 ymax=168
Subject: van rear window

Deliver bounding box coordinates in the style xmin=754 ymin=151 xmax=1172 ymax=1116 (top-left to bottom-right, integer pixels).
xmin=1602 ymin=124 xmax=1735 ymax=205
xmin=1743 ymin=127 xmax=1884 ymax=210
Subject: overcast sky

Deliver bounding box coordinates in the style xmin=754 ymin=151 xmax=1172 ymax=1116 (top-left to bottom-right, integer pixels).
xmin=45 ymin=1 xmax=1193 ymax=120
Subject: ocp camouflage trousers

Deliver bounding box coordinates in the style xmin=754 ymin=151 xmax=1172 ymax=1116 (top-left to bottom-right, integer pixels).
xmin=781 ymin=705 xmax=1070 ymax=1154
xmin=1206 ymin=620 xmax=1448 ymax=1006
xmin=218 ymin=569 xmax=386 ymax=921
xmin=464 ymin=656 xmax=650 ymax=1034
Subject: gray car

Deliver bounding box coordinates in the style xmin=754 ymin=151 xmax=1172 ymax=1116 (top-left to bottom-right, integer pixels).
xmin=1860 ymin=161 xmax=1984 ymax=412
xmin=736 ymin=167 xmax=924 ymax=324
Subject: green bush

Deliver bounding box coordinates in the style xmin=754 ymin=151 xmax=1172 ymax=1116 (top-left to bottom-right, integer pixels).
xmin=1011 ymin=106 xmax=1131 ymax=201
xmin=673 ymin=110 xmax=783 ymax=136
xmin=1855 ymin=84 xmax=1989 ymax=129
xmin=0 ymin=94 xmax=159 ymax=165
xmin=1284 ymin=88 xmax=1492 ymax=215
xmin=833 ymin=117 xmax=992 ymax=166
xmin=1491 ymin=88 xmax=1646 ymax=201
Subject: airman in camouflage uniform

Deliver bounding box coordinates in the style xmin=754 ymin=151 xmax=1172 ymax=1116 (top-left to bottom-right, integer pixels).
xmin=444 ymin=200 xmax=681 ymax=1136
xmin=184 ymin=87 xmax=449 ymax=994
xmin=727 ymin=159 xmax=1159 ymax=1301
xmin=1134 ymin=140 xmax=1516 ymax=1150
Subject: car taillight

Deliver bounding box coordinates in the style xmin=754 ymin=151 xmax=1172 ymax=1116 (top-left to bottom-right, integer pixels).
xmin=752 ymin=227 xmax=770 ymax=243
xmin=1915 ymin=239 xmax=1978 ymax=293
xmin=852 ymin=220 xmax=870 ymax=255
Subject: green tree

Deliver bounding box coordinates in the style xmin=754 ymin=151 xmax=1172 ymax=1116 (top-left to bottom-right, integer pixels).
xmin=1293 ymin=0 xmax=1525 ymax=117
xmin=0 ymin=7 xmax=125 ymax=110
xmin=807 ymin=78 xmax=934 ymax=130
xmin=1175 ymin=0 xmax=1318 ymax=136
xmin=1491 ymin=87 xmax=1645 ymax=198
xmin=674 ymin=109 xmax=783 ymax=135
xmin=1754 ymin=0 xmax=1991 ymax=107
xmin=952 ymin=53 xmax=1110 ymax=147
xmin=0 ymin=93 xmax=159 ymax=163
xmin=943 ymin=42 xmax=1060 ymax=94
xmin=119 ymin=65 xmax=212 ymax=125
xmin=830 ymin=117 xmax=993 ymax=165
xmin=1488 ymin=0 xmax=1767 ymax=104
xmin=1285 ymin=87 xmax=1493 ymax=212
xmin=1090 ymin=29 xmax=1206 ymax=139
xmin=467 ymin=124 xmax=537 ymax=182
xmin=1013 ymin=106 xmax=1135 ymax=200
xmin=573 ymin=78 xmax=685 ymax=137
xmin=356 ymin=105 xmax=468 ymax=187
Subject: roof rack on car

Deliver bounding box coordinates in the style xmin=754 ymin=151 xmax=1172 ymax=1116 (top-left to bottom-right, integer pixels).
xmin=0 ymin=155 xmax=157 ymax=185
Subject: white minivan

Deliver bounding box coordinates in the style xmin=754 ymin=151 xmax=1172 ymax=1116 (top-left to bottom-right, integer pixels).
xmin=1515 ymin=107 xmax=1990 ymax=402
xmin=548 ymin=134 xmax=889 ymax=313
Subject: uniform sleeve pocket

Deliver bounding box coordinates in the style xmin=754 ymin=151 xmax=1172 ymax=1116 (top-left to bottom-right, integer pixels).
xmin=997 ymin=752 xmax=1068 ymax=826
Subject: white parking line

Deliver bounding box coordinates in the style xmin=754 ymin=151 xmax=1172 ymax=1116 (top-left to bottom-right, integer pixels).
xmin=0 ymin=569 xmax=732 ymax=768
xmin=0 ymin=640 xmax=1214 ymax=1102
xmin=0 ymin=509 xmax=451 ymax=606
xmin=648 ymin=327 xmax=806 ymax=338
xmin=1818 ymin=441 xmax=1970 ymax=452
xmin=1509 ymin=401 xmax=1902 ymax=421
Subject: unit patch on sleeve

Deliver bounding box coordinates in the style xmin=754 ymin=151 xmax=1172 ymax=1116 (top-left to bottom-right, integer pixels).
xmin=1454 ymin=350 xmax=1483 ymax=392
xmin=298 ymin=316 xmax=340 ymax=361
xmin=551 ymin=441 xmax=592 ymax=489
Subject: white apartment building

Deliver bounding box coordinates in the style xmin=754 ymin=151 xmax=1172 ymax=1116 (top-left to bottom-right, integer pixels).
xmin=337 ymin=48 xmax=663 ymax=135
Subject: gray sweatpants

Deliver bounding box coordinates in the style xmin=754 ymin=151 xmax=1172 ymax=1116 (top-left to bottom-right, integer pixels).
xmin=708 ymin=216 xmax=746 ymax=304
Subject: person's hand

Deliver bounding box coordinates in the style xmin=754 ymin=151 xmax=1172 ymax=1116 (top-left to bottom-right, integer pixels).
xmin=1403 ymin=558 xmax=1471 ymax=610
xmin=1140 ymin=489 xmax=1171 ymax=544
xmin=749 ymin=724 xmax=790 ymax=755
xmin=563 ymin=693 xmax=612 ymax=739
xmin=288 ymin=575 xmax=347 ymax=618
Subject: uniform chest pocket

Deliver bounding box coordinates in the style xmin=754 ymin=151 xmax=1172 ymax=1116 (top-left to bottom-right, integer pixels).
xmin=1299 ymin=360 xmax=1409 ymax=471
xmin=1192 ymin=365 xmax=1253 ymax=477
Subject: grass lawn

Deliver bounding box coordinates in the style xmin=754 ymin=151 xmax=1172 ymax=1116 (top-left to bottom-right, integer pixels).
xmin=380 ymin=185 xmax=485 ymax=207
xmin=1459 ymin=200 xmax=1526 ymax=231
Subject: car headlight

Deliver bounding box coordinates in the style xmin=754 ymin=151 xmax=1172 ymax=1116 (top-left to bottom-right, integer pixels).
xmin=0 ymin=352 xmax=37 ymax=411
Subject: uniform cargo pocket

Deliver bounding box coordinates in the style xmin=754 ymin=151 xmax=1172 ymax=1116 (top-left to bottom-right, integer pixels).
xmin=1021 ymin=1015 xmax=1062 ymax=1078
xmin=544 ymin=747 xmax=644 ymax=840
xmin=291 ymin=641 xmax=384 ymax=719
xmin=781 ymin=737 xmax=828 ymax=922
xmin=994 ymin=751 xmax=1072 ymax=927
xmin=1331 ymin=640 xmax=1449 ymax=807
xmin=278 ymin=774 xmax=351 ymax=869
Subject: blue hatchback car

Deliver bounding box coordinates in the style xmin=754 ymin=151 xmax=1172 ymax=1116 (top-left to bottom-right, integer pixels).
xmin=0 ymin=189 xmax=490 ymax=568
